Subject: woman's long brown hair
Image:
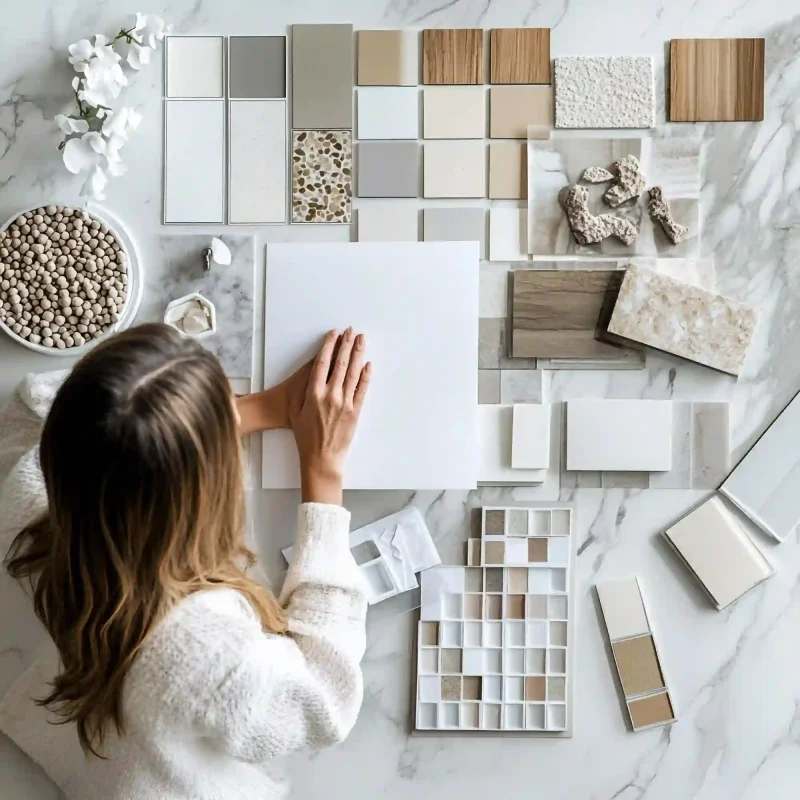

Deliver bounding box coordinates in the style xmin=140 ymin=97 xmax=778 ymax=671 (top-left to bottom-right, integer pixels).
xmin=5 ymin=323 xmax=286 ymax=755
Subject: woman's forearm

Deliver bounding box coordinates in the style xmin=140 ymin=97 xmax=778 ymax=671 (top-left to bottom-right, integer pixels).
xmin=236 ymin=386 xmax=288 ymax=435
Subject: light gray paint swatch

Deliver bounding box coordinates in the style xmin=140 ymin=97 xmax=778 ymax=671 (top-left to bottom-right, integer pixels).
xmin=692 ymin=402 xmax=730 ymax=489
xmin=292 ymin=24 xmax=353 ymax=129
xmin=229 ymin=36 xmax=286 ymax=98
xmin=358 ymin=142 xmax=419 ymax=197
xmin=721 ymin=390 xmax=800 ymax=541
xmin=424 ymin=208 xmax=486 ymax=259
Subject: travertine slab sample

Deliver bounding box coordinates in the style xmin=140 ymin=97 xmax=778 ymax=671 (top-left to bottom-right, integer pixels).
xmin=603 ymin=156 xmax=646 ymax=208
xmin=606 ymin=265 xmax=758 ymax=376
xmin=563 ymin=186 xmax=638 ymax=246
xmin=648 ymin=187 xmax=689 ymax=244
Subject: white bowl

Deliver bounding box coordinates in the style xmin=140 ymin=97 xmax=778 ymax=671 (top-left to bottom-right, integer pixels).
xmin=0 ymin=203 xmax=143 ymax=357
xmin=164 ymin=292 xmax=217 ymax=340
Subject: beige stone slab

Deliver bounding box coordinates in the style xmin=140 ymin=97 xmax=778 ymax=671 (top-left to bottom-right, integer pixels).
xmin=424 ymin=140 xmax=486 ymax=198
xmin=358 ymin=30 xmax=418 ymax=86
xmin=423 ymin=87 xmax=486 ymax=138
xmin=489 ymin=142 xmax=526 ymax=199
xmin=490 ymin=85 xmax=552 ymax=139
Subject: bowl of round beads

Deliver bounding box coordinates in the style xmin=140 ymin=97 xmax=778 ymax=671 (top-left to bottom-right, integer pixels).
xmin=0 ymin=204 xmax=142 ymax=356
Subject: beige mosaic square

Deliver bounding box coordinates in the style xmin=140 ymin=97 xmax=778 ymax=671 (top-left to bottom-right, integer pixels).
xmin=291 ymin=130 xmax=352 ymax=224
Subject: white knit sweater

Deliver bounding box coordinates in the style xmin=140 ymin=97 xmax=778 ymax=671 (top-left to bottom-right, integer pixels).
xmin=0 ymin=371 xmax=368 ymax=800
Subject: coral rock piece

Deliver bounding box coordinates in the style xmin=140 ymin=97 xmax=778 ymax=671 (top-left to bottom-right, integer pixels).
xmin=648 ymin=187 xmax=689 ymax=245
xmin=603 ymin=155 xmax=646 ymax=207
xmin=563 ymin=185 xmax=638 ymax=247
xmin=582 ymin=166 xmax=614 ymax=183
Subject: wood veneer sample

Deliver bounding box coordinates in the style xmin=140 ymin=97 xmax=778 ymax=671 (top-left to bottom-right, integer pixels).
xmin=422 ymin=29 xmax=484 ymax=85
xmin=511 ymin=270 xmax=634 ymax=359
xmin=612 ymin=635 xmax=665 ymax=697
xmin=669 ymin=38 xmax=765 ymax=121
xmin=628 ymin=692 xmax=674 ymax=729
xmin=490 ymin=28 xmax=550 ymax=84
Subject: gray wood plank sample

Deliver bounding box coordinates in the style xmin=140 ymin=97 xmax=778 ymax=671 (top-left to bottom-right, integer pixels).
xmin=292 ymin=24 xmax=353 ymax=129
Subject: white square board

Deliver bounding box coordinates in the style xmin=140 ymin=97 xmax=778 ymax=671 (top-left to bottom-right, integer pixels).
xmin=357 ymin=88 xmax=419 ymax=139
xmin=262 ymin=243 xmax=479 ymax=489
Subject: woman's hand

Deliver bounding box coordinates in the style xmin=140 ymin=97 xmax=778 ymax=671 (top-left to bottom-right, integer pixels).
xmin=235 ymin=362 xmax=312 ymax=435
xmin=289 ymin=328 xmax=371 ymax=505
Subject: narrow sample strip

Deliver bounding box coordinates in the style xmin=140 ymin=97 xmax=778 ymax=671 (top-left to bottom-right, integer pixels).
xmin=489 ymin=142 xmax=526 ymax=199
xmin=478 ymin=405 xmax=545 ymax=485
xmin=488 ymin=209 xmax=527 ymax=262
xmin=511 ymin=404 xmax=551 ymax=470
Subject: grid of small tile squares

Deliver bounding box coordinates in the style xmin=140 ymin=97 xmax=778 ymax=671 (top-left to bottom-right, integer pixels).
xmin=415 ymin=506 xmax=572 ymax=734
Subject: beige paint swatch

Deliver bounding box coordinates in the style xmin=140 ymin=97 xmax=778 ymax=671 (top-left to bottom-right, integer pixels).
xmin=358 ymin=30 xmax=418 ymax=85
xmin=423 ymin=87 xmax=486 ymax=138
xmin=489 ymin=142 xmax=526 ymax=199
xmin=613 ymin=635 xmax=665 ymax=697
xmin=628 ymin=692 xmax=674 ymax=729
xmin=424 ymin=141 xmax=486 ymax=198
xmin=490 ymin=86 xmax=552 ymax=138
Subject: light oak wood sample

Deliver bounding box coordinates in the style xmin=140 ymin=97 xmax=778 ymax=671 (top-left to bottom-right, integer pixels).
xmin=511 ymin=270 xmax=635 ymax=359
xmin=422 ymin=29 xmax=484 ymax=85
xmin=490 ymin=28 xmax=550 ymax=84
xmin=669 ymin=38 xmax=765 ymax=122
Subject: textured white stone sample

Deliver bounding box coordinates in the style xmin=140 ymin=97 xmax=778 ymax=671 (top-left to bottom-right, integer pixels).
xmin=582 ymin=166 xmax=614 ymax=183
xmin=554 ymin=56 xmax=655 ymax=129
xmin=648 ymin=187 xmax=689 ymax=244
xmin=603 ymin=155 xmax=647 ymax=207
xmin=563 ymin=185 xmax=637 ymax=246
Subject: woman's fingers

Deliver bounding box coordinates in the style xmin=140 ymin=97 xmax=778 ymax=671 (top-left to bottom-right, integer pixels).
xmin=343 ymin=334 xmax=366 ymax=402
xmin=353 ymin=362 xmax=371 ymax=411
xmin=311 ymin=330 xmax=338 ymax=392
xmin=328 ymin=327 xmax=355 ymax=390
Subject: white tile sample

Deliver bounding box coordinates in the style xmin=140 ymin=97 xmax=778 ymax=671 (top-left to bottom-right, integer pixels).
xmin=421 ymin=566 xmax=465 ymax=620
xmin=166 ymin=36 xmax=224 ymax=98
xmin=164 ymin=100 xmax=225 ymax=224
xmin=262 ymin=243 xmax=479 ymax=490
xmin=596 ymin=577 xmax=650 ymax=641
xmin=566 ymin=400 xmax=673 ymax=472
xmin=489 ymin=208 xmax=527 ymax=262
xmin=511 ymin=404 xmax=551 ymax=470
xmin=357 ymin=88 xmax=419 ymax=139
xmin=554 ymin=57 xmax=654 ymax=129
xmin=423 ymin=87 xmax=486 ymax=139
xmin=424 ymin=141 xmax=486 ymax=198
xmin=228 ymin=100 xmax=287 ymax=224
xmin=664 ymin=497 xmax=774 ymax=610
xmin=478 ymin=405 xmax=545 ymax=485
xmin=357 ymin=206 xmax=418 ymax=241
xmin=721 ymin=390 xmax=800 ymax=541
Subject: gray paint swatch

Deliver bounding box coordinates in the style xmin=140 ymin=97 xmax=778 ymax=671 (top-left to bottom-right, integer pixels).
xmin=358 ymin=141 xmax=419 ymax=197
xmin=424 ymin=208 xmax=486 ymax=259
xmin=229 ymin=36 xmax=286 ymax=98
xmin=292 ymin=24 xmax=353 ymax=129
xmin=692 ymin=402 xmax=730 ymax=489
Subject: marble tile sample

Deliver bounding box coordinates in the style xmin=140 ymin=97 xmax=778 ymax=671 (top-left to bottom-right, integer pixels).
xmin=566 ymin=400 xmax=673 ymax=472
xmin=649 ymin=401 xmax=692 ymax=489
xmin=357 ymin=30 xmax=418 ymax=86
xmin=142 ymin=235 xmax=254 ymax=379
xmin=511 ymin=404 xmax=551 ymax=469
xmin=691 ymin=402 xmax=730 ymax=488
xmin=721 ymin=389 xmax=800 ymax=542
xmin=554 ymin=57 xmax=654 ymax=129
xmin=166 ymin=36 xmax=224 ymax=98
xmin=357 ymin=206 xmax=418 ymax=241
xmin=229 ymin=101 xmax=287 ymax=224
xmin=263 ymin=243 xmax=478 ymax=490
xmin=643 ymin=135 xmax=702 ymax=198
xmin=490 ymin=86 xmax=552 ymax=139
xmin=424 ymin=141 xmax=486 ymax=198
xmin=292 ymin=131 xmax=352 ymax=223
xmin=489 ymin=28 xmax=551 ymax=84
xmin=228 ymin=36 xmax=286 ymax=98
xmin=511 ymin=269 xmax=637 ymax=360
xmin=500 ymin=370 xmax=543 ymax=404
xmin=422 ymin=29 xmax=483 ymax=85
xmin=424 ymin=208 xmax=486 ymax=259
xmin=357 ymin=88 xmax=419 ymax=140
xmin=606 ymin=265 xmax=758 ymax=376
xmin=423 ymin=87 xmax=486 ymax=139
xmin=489 ymin=143 xmax=526 ymax=199
xmin=670 ymin=38 xmax=765 ymax=122
xmin=664 ymin=496 xmax=774 ymax=610
xmin=478 ymin=370 xmax=500 ymax=404
xmin=359 ymin=141 xmax=419 ymax=198
xmin=164 ymin=101 xmax=225 ymax=224
xmin=292 ymin=24 xmax=354 ymax=129
xmin=489 ymin=209 xmax=528 ymax=262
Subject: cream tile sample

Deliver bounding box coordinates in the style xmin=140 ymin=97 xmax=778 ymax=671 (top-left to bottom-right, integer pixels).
xmin=424 ymin=140 xmax=486 ymax=198
xmin=489 ymin=142 xmax=526 ymax=199
xmin=424 ymin=208 xmax=486 ymax=259
xmin=607 ymin=265 xmax=758 ymax=376
xmin=423 ymin=88 xmax=486 ymax=139
xmin=554 ymin=57 xmax=654 ymax=129
xmin=596 ymin=578 xmax=650 ymax=641
xmin=721 ymin=389 xmax=800 ymax=541
xmin=664 ymin=496 xmax=774 ymax=609
xmin=490 ymin=86 xmax=552 ymax=138
xmin=358 ymin=206 xmax=418 ymax=241
xmin=357 ymin=88 xmax=419 ymax=139
xmin=566 ymin=400 xmax=673 ymax=472
xmin=511 ymin=404 xmax=550 ymax=469
xmin=489 ymin=209 xmax=527 ymax=261
xmin=478 ymin=405 xmax=545 ymax=484
xmin=358 ymin=30 xmax=418 ymax=86
xmin=166 ymin=36 xmax=224 ymax=98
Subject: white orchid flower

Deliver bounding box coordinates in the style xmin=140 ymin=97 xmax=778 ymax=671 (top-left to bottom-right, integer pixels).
xmin=102 ymin=107 xmax=142 ymax=140
xmin=106 ymin=158 xmax=128 ymax=177
xmin=81 ymin=166 xmax=108 ymax=201
xmin=54 ymin=114 xmax=89 ymax=135
xmin=104 ymin=134 xmax=126 ymax=164
xmin=67 ymin=38 xmax=94 ymax=72
xmin=72 ymin=76 xmax=81 ymax=92
xmin=126 ymin=41 xmax=153 ymax=70
xmin=136 ymin=15 xmax=172 ymax=49
xmin=210 ymin=238 xmax=232 ymax=266
xmin=80 ymin=57 xmax=127 ymax=108
xmin=62 ymin=134 xmax=101 ymax=174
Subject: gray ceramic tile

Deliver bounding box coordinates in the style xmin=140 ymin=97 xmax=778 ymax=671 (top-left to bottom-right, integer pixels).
xmin=601 ymin=472 xmax=650 ymax=489
xmin=478 ymin=370 xmax=501 ymax=404
xmin=292 ymin=24 xmax=353 ymax=129
xmin=479 ymin=318 xmax=504 ymax=369
xmin=692 ymin=402 xmax=730 ymax=489
xmin=424 ymin=208 xmax=486 ymax=259
xmin=358 ymin=142 xmax=420 ymax=198
xmin=500 ymin=370 xmax=543 ymax=403
xmin=561 ymin=470 xmax=601 ymax=489
xmin=229 ymin=36 xmax=286 ymax=98
xmin=650 ymin=401 xmax=692 ymax=489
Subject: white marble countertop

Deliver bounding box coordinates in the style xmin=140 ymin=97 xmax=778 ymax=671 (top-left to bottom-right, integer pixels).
xmin=2 ymin=1 xmax=800 ymax=798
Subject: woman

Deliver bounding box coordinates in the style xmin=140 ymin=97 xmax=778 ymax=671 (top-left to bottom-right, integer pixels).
xmin=0 ymin=322 xmax=371 ymax=799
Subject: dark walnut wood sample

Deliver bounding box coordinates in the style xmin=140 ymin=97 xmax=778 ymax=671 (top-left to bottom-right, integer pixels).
xmin=490 ymin=28 xmax=550 ymax=84
xmin=422 ymin=29 xmax=484 ymax=85
xmin=511 ymin=269 xmax=636 ymax=359
xmin=669 ymin=38 xmax=765 ymax=122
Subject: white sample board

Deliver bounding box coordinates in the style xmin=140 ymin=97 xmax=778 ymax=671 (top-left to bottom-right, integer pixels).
xmin=511 ymin=404 xmax=551 ymax=470
xmin=357 ymin=88 xmax=419 ymax=140
xmin=165 ymin=36 xmax=224 ymax=98
xmin=262 ymin=242 xmax=479 ymax=489
xmin=566 ymin=400 xmax=673 ymax=472
xmin=478 ymin=405 xmax=546 ymax=485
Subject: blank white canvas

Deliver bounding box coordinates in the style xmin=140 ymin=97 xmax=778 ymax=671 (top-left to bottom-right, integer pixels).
xmin=478 ymin=405 xmax=545 ymax=484
xmin=596 ymin=577 xmax=650 ymax=641
xmin=164 ymin=101 xmax=225 ymax=223
xmin=166 ymin=36 xmax=224 ymax=98
xmin=357 ymin=206 xmax=418 ymax=241
xmin=229 ymin=101 xmax=287 ymax=224
xmin=262 ymin=243 xmax=478 ymax=490
xmin=489 ymin=208 xmax=528 ymax=262
xmin=511 ymin=404 xmax=550 ymax=469
xmin=566 ymin=400 xmax=673 ymax=471
xmin=357 ymin=88 xmax=419 ymax=139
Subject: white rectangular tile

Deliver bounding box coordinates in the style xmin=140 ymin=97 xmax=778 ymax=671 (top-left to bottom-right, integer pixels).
xmin=357 ymin=87 xmax=419 ymax=139
xmin=478 ymin=405 xmax=545 ymax=485
xmin=596 ymin=577 xmax=650 ymax=641
xmin=566 ymin=400 xmax=673 ymax=472
xmin=166 ymin=36 xmax=224 ymax=98
xmin=357 ymin=206 xmax=418 ymax=241
xmin=164 ymin=100 xmax=225 ymax=223
xmin=423 ymin=141 xmax=486 ymax=198
xmin=228 ymin=100 xmax=287 ymax=224
xmin=489 ymin=208 xmax=527 ymax=262
xmin=511 ymin=404 xmax=551 ymax=470
xmin=423 ymin=87 xmax=486 ymax=139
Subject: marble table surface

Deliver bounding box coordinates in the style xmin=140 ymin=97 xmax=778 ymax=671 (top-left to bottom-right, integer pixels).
xmin=2 ymin=1 xmax=800 ymax=799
